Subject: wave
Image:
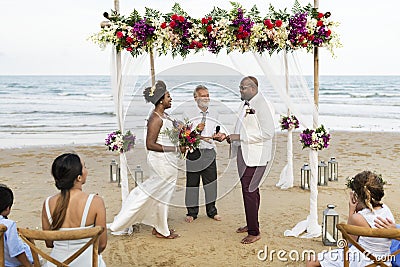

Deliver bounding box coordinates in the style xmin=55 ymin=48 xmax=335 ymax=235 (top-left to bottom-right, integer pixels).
xmin=349 ymin=92 xmax=400 ymax=98
xmin=6 ymin=84 xmax=39 ymax=89
xmin=86 ymin=93 xmax=112 ymax=98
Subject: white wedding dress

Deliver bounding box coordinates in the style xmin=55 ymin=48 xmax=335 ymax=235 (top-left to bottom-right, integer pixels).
xmin=110 ymin=117 xmax=178 ymax=237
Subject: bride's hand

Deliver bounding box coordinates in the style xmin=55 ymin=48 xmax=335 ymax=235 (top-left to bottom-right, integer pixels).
xmin=178 ymin=146 xmax=186 ymax=153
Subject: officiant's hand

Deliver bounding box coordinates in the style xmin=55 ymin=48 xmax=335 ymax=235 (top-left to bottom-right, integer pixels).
xmin=178 ymin=146 xmax=186 ymax=154
xmin=226 ymin=134 xmax=239 ymax=144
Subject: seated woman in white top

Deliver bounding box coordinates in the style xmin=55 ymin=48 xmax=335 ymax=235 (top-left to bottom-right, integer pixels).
xmin=307 ymin=170 xmax=395 ymax=267
xmin=41 ymin=153 xmax=107 ymax=267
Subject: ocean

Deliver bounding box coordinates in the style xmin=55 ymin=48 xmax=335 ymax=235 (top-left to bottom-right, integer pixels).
xmin=1 ymin=75 xmax=400 ymax=149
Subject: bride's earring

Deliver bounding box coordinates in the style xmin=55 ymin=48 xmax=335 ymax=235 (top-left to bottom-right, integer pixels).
xmin=160 ymin=101 xmax=163 ymax=104
xmin=77 ymin=175 xmax=82 ymax=182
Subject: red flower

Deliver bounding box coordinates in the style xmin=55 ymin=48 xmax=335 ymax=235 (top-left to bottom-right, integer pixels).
xmin=318 ymin=12 xmax=324 ymax=19
xmin=317 ymin=20 xmax=323 ymax=27
xmin=201 ymin=18 xmax=208 ymax=24
xmin=275 ymin=20 xmax=282 ymax=27
xmin=126 ymin=37 xmax=133 ymax=44
xmin=196 ymin=42 xmax=203 ymax=48
xmin=116 ymin=31 xmax=124 ymax=38
xmin=189 ymin=41 xmax=196 ymax=49
xmin=160 ymin=22 xmax=167 ymax=29
xmin=327 ymin=29 xmax=332 ymax=36
xmin=299 ymin=36 xmax=305 ymax=43
xmin=206 ymin=25 xmax=212 ymax=33
xmin=264 ymin=19 xmax=274 ymax=29
xmin=307 ymin=35 xmax=315 ymax=41
xmin=126 ymin=47 xmax=132 ymax=51
xmin=208 ymin=16 xmax=212 ymax=21
xmin=242 ymin=31 xmax=249 ymax=38
xmin=302 ymin=43 xmax=308 ymax=47
xmin=171 ymin=14 xmax=178 ymax=20
xmin=178 ymin=16 xmax=185 ymax=23
xmin=238 ymin=25 xmax=244 ymax=32
xmin=169 ymin=21 xmax=176 ymax=28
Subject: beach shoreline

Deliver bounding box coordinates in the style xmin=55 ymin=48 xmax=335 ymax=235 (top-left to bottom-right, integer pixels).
xmin=1 ymin=131 xmax=399 ymax=266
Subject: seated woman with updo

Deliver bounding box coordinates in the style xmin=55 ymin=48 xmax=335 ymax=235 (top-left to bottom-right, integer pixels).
xmin=42 ymin=153 xmax=107 ymax=266
xmin=306 ymin=170 xmax=395 ymax=267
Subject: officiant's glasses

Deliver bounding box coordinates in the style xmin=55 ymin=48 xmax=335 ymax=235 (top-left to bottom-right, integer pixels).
xmin=239 ymin=85 xmax=252 ymax=90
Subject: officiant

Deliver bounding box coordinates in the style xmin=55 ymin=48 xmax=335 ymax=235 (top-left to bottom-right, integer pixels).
xmin=179 ymin=85 xmax=222 ymax=223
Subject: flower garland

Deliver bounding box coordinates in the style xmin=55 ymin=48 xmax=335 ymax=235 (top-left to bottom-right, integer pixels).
xmin=299 ymin=124 xmax=330 ymax=150
xmin=90 ymin=2 xmax=341 ymax=58
xmin=105 ymin=130 xmax=136 ymax=153
xmin=280 ymin=114 xmax=300 ymax=131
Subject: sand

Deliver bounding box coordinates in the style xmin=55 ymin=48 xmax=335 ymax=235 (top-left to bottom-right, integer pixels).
xmin=1 ymin=131 xmax=399 ymax=266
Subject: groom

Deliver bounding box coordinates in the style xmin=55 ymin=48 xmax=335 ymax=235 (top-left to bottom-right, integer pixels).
xmin=226 ymin=76 xmax=275 ymax=244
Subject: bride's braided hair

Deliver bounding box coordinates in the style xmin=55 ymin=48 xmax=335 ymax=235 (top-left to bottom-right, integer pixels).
xmin=348 ymin=171 xmax=385 ymax=211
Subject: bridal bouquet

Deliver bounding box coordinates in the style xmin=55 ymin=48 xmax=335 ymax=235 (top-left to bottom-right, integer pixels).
xmin=178 ymin=121 xmax=201 ymax=155
xmin=105 ymin=130 xmax=136 ymax=153
xmin=280 ymin=114 xmax=300 ymax=131
xmin=299 ymin=124 xmax=330 ymax=150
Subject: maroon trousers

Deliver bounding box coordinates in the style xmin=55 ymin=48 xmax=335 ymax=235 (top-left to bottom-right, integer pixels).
xmin=237 ymin=147 xmax=267 ymax=236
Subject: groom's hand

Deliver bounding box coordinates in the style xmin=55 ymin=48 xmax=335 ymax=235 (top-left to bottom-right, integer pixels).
xmin=226 ymin=134 xmax=239 ymax=144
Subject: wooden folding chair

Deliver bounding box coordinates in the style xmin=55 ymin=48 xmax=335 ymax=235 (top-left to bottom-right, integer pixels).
xmin=0 ymin=224 xmax=7 ymax=267
xmin=337 ymin=223 xmax=400 ymax=267
xmin=17 ymin=226 xmax=104 ymax=267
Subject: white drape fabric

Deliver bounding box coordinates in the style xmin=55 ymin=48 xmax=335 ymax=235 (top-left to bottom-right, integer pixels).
xmin=111 ymin=49 xmax=146 ymax=202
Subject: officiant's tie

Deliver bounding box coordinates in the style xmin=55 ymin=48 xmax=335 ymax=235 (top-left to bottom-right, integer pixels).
xmin=201 ymin=111 xmax=207 ymax=124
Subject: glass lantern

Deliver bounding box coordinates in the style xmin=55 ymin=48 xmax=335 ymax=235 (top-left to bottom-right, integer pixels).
xmin=109 ymin=160 xmax=118 ymax=183
xmin=328 ymin=157 xmax=338 ymax=181
xmin=322 ymin=204 xmax=339 ymax=246
xmin=134 ymin=165 xmax=144 ymax=185
xmin=318 ymin=161 xmax=328 ymax=186
xmin=301 ymin=163 xmax=311 ymax=190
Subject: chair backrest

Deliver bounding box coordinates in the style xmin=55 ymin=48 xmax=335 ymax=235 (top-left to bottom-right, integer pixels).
xmin=0 ymin=224 xmax=7 ymax=267
xmin=17 ymin=226 xmax=104 ymax=267
xmin=337 ymin=223 xmax=400 ymax=267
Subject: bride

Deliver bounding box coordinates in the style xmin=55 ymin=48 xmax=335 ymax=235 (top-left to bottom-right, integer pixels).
xmin=109 ymin=80 xmax=180 ymax=239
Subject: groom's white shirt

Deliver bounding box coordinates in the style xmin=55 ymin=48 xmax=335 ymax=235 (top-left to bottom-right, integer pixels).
xmin=235 ymin=92 xmax=275 ymax=167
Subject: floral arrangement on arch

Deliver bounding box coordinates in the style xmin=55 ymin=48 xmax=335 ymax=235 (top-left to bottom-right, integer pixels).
xmin=280 ymin=114 xmax=300 ymax=131
xmin=105 ymin=130 xmax=136 ymax=153
xmin=90 ymin=1 xmax=341 ymax=58
xmin=299 ymin=124 xmax=330 ymax=150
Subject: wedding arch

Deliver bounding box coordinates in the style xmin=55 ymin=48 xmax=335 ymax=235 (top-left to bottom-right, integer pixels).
xmin=91 ymin=0 xmax=341 ymax=239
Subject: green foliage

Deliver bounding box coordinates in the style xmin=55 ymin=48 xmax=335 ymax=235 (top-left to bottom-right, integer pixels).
xmin=206 ymin=7 xmax=229 ymax=20
xmin=292 ymin=0 xmax=313 ymax=15
xmin=229 ymin=2 xmax=244 ymax=19
xmin=145 ymin=7 xmax=162 ymax=21
xmin=171 ymin=2 xmax=188 ymax=17
xmin=248 ymin=5 xmax=262 ymax=23
xmin=127 ymin=9 xmax=141 ymax=24
xmin=267 ymin=4 xmax=290 ymax=21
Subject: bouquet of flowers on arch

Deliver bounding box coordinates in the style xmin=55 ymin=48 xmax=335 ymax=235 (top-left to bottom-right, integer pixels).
xmin=280 ymin=114 xmax=300 ymax=131
xmin=299 ymin=124 xmax=330 ymax=150
xmin=105 ymin=130 xmax=136 ymax=153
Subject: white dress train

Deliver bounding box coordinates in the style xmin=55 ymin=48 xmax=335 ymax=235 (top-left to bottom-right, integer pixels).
xmin=110 ymin=117 xmax=178 ymax=237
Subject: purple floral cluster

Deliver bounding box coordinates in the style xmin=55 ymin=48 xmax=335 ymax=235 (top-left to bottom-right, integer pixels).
xmin=232 ymin=8 xmax=254 ymax=40
xmin=105 ymin=130 xmax=136 ymax=153
xmin=288 ymin=12 xmax=308 ymax=47
xmin=132 ymin=19 xmax=155 ymax=45
xmin=280 ymin=115 xmax=300 ymax=131
xmin=299 ymin=125 xmax=330 ymax=151
xmin=312 ymin=25 xmax=331 ymax=46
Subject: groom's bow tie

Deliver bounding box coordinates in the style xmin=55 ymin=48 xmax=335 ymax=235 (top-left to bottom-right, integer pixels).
xmin=244 ymin=100 xmax=250 ymax=106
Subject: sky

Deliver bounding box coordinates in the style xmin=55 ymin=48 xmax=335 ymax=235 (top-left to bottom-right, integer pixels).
xmin=0 ymin=0 xmax=399 ymax=76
